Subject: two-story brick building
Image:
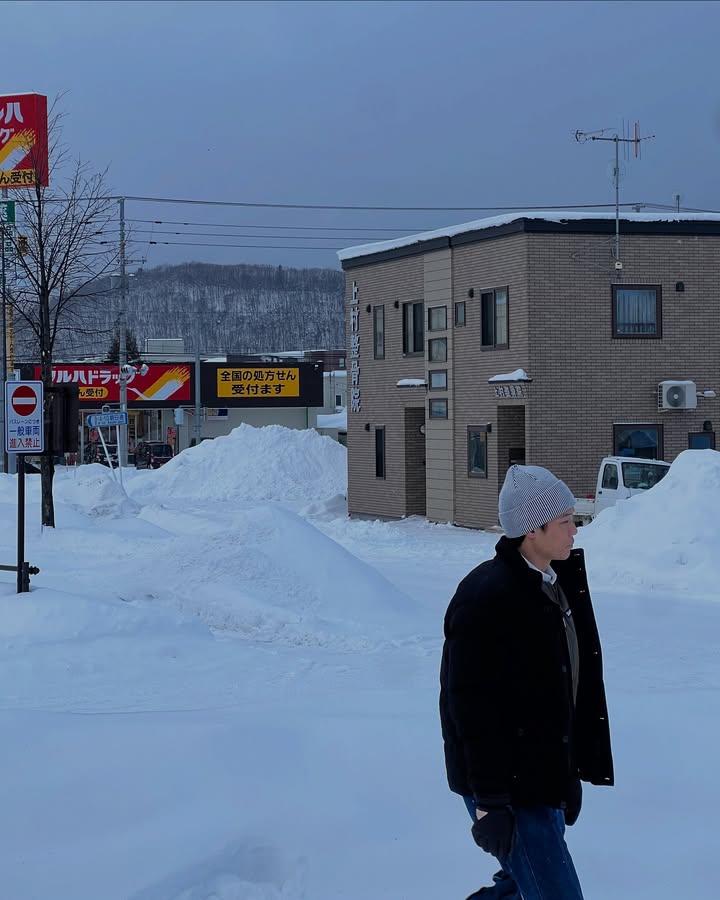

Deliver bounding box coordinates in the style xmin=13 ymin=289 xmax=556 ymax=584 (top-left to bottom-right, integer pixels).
xmin=338 ymin=212 xmax=720 ymax=530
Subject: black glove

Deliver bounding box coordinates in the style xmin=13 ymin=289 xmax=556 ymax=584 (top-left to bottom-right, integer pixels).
xmin=471 ymin=806 xmax=515 ymax=858
xmin=564 ymin=777 xmax=582 ymax=827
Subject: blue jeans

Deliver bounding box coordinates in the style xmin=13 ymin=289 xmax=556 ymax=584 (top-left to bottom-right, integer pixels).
xmin=463 ymin=797 xmax=584 ymax=900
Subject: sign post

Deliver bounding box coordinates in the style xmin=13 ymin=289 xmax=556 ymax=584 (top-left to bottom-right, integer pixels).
xmin=86 ymin=411 xmax=127 ymax=484
xmin=4 ymin=380 xmax=43 ymax=593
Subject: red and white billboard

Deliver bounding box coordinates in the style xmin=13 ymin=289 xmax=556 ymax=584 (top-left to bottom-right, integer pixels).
xmin=34 ymin=364 xmax=192 ymax=406
xmin=0 ymin=93 xmax=48 ymax=188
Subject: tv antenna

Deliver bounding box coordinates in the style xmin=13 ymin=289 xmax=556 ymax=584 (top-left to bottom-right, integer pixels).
xmin=575 ymin=122 xmax=655 ymax=271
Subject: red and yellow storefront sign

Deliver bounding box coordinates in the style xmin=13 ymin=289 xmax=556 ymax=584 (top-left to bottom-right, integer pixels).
xmin=0 ymin=93 xmax=49 ymax=187
xmin=34 ymin=364 xmax=192 ymax=404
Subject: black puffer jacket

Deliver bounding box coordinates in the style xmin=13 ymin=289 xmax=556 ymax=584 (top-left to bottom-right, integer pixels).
xmin=439 ymin=537 xmax=613 ymax=809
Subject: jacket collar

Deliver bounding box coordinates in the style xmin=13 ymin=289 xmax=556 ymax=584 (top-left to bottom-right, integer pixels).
xmin=495 ymin=535 xmax=587 ymax=591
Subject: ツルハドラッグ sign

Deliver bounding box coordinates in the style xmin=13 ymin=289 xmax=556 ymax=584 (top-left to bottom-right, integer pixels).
xmin=32 ymin=364 xmax=192 ymax=407
xmin=0 ymin=93 xmax=48 ymax=188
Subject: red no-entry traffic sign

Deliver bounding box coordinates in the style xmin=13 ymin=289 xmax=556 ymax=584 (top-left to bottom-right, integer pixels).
xmin=5 ymin=381 xmax=44 ymax=453
xmin=10 ymin=384 xmax=38 ymax=417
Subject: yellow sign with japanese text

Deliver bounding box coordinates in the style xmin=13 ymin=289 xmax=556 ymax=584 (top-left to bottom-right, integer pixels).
xmin=216 ymin=367 xmax=300 ymax=399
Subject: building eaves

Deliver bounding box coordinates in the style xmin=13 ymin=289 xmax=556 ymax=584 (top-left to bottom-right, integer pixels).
xmin=338 ymin=211 xmax=720 ymax=270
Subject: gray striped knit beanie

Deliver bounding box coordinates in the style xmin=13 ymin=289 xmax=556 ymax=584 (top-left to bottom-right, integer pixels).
xmin=498 ymin=465 xmax=575 ymax=538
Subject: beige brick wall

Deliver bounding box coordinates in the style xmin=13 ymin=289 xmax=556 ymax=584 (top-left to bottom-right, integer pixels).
xmin=424 ymin=249 xmax=454 ymax=522
xmin=345 ymin=255 xmax=426 ymax=518
xmin=526 ymin=231 xmax=720 ymax=497
xmin=452 ymin=233 xmax=531 ymax=528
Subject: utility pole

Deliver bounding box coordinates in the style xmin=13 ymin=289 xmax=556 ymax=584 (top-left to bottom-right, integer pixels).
xmin=575 ymin=123 xmax=655 ymax=273
xmin=0 ymin=189 xmax=13 ymax=474
xmin=194 ymin=288 xmax=202 ymax=446
xmin=118 ymin=197 xmax=128 ymax=467
xmin=1 ymin=214 xmax=6 ymax=475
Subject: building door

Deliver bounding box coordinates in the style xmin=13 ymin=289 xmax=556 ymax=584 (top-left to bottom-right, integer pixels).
xmin=497 ymin=406 xmax=526 ymax=493
xmin=404 ymin=407 xmax=426 ymax=516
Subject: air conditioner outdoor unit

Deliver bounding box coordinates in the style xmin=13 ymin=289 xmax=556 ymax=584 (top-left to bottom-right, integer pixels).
xmin=658 ymin=380 xmax=698 ymax=410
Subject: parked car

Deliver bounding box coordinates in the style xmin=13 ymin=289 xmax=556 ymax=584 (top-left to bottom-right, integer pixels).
xmin=134 ymin=440 xmax=174 ymax=469
xmin=83 ymin=441 xmax=118 ymax=467
xmin=574 ymin=456 xmax=671 ymax=524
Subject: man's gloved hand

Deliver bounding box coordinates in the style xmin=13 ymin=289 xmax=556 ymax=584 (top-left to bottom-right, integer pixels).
xmin=471 ymin=805 xmax=515 ymax=858
xmin=564 ymin=777 xmax=582 ymax=827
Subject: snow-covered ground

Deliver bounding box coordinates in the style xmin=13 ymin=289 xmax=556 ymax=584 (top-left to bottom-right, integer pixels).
xmin=0 ymin=429 xmax=717 ymax=899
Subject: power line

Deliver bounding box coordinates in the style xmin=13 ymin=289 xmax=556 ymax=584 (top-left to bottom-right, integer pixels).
xmin=144 ymin=240 xmax=347 ymax=251
xmin=114 ymin=195 xmax=648 ymax=212
xmin=111 ymin=228 xmax=392 ymax=242
xmin=127 ymin=218 xmax=431 ymax=233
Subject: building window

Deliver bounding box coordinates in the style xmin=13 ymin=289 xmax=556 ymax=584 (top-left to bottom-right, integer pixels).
xmin=428 ymin=337 xmax=447 ymax=362
xmin=339 ymin=357 xmax=346 ymax=368
xmin=428 ymin=306 xmax=447 ymax=331
xmin=403 ymin=301 xmax=424 ymax=354
xmin=335 ymin=394 xmax=342 ymax=407
xmin=375 ymin=427 xmax=385 ymax=478
xmin=454 ymin=301 xmax=466 ymax=327
xmin=612 ymin=285 xmax=662 ymax=338
xmin=481 ymin=287 xmax=509 ymax=349
xmin=429 ymin=398 xmax=448 ymax=419
xmin=601 ymin=462 xmax=619 ymax=490
xmin=468 ymin=426 xmax=489 ymax=478
xmin=373 ymin=305 xmax=385 ymax=359
xmin=429 ymin=369 xmax=447 ymax=391
xmin=613 ymin=424 xmax=663 ymax=460
xmin=689 ymin=431 xmax=716 ymax=450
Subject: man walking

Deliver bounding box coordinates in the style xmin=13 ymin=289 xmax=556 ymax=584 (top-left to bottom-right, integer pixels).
xmin=439 ymin=465 xmax=614 ymax=899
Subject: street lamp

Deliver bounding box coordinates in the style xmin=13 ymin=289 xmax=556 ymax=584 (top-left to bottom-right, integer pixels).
xmin=117 ymin=361 xmax=148 ymax=464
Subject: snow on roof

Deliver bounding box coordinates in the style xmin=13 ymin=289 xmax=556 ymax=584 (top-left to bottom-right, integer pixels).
xmin=316 ymin=408 xmax=347 ymax=430
xmin=337 ymin=210 xmax=720 ymax=262
xmin=488 ymin=369 xmax=532 ymax=383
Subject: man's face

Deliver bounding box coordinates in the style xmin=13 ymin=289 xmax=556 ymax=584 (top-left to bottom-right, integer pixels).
xmin=529 ymin=509 xmax=577 ymax=561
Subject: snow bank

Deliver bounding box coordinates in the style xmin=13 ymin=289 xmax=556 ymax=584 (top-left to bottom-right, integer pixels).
xmin=132 ymin=424 xmax=347 ymax=504
xmin=0 ymin=587 xmax=205 ymax=646
xmin=576 ymin=449 xmax=720 ymax=596
xmin=52 ymin=464 xmax=140 ymax=518
xmin=136 ymin=501 xmax=416 ymax=648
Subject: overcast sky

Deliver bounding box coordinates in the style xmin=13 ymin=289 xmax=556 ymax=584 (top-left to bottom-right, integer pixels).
xmin=4 ymin=0 xmax=720 ymax=271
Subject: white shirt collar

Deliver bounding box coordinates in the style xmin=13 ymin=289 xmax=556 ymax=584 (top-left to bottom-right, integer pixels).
xmin=521 ymin=555 xmax=557 ymax=585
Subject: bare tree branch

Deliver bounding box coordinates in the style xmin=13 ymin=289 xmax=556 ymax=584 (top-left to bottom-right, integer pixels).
xmin=3 ymin=98 xmax=119 ymax=526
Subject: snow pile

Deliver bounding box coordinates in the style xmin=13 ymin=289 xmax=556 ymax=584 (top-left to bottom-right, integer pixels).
xmin=52 ymin=464 xmax=140 ymax=518
xmin=576 ymin=449 xmax=720 ymax=595
xmin=135 ymin=501 xmax=416 ymax=648
xmin=0 ymin=587 xmax=205 ymax=646
xmin=133 ymin=424 xmax=347 ymax=504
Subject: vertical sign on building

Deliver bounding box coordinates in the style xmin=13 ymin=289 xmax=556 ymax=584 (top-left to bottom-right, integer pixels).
xmin=0 ymin=93 xmax=49 ymax=188
xmin=349 ymin=280 xmax=361 ymax=413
